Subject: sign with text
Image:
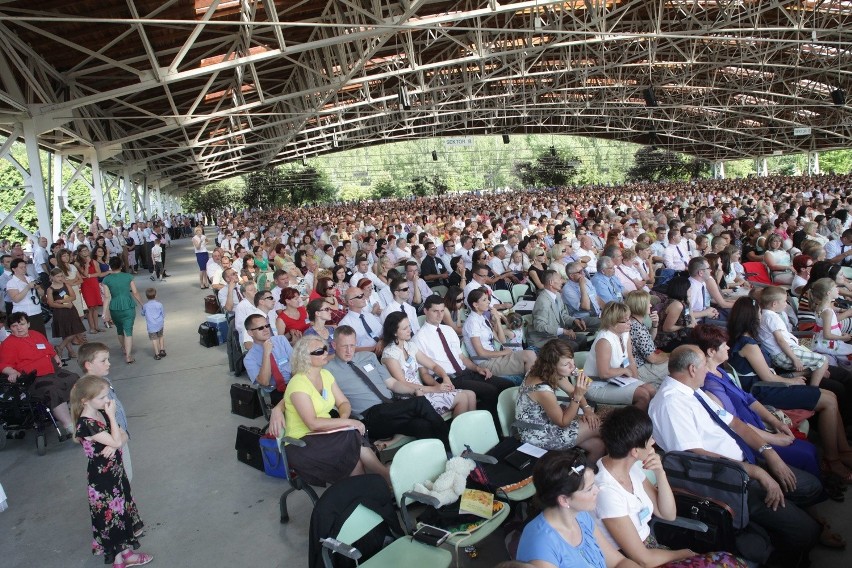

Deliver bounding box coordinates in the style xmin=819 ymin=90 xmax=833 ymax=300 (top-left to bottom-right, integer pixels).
xmin=444 ymin=137 xmax=474 ymax=147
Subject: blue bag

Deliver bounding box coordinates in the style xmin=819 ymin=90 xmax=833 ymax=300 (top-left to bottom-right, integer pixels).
xmin=259 ymin=435 xmax=288 ymax=479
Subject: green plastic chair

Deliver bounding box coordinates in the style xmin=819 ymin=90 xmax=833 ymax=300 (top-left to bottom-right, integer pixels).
xmin=493 ymin=289 xmax=513 ymax=305
xmin=573 ymin=350 xmax=589 ymax=370
xmin=389 ymin=439 xmax=511 ymax=557
xmin=511 ymin=283 xmax=530 ymax=303
xmin=432 ymin=285 xmax=448 ymax=297
xmin=318 ymin=475 xmax=452 ymax=568
xmin=497 ymin=387 xmax=520 ymax=438
xmin=448 ymin=410 xmax=537 ymax=502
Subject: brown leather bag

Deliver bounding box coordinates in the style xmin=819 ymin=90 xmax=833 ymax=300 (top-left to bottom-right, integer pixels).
xmin=204 ymin=294 xmax=219 ymax=314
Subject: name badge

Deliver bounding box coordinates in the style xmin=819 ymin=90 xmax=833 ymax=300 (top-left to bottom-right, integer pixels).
xmin=36 ymin=343 xmax=46 ymax=350
xmin=638 ymin=506 xmax=651 ymax=524
xmin=363 ymin=364 xmax=375 ymax=372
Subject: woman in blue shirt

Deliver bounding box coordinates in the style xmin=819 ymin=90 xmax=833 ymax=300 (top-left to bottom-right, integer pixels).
xmin=517 ymin=449 xmax=640 ymax=568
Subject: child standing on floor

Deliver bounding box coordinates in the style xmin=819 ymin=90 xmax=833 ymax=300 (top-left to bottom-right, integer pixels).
xmin=78 ymin=342 xmax=134 ymax=480
xmin=141 ymin=288 xmax=166 ymax=360
xmin=150 ymin=237 xmax=163 ymax=282
xmin=71 ymin=374 xmax=153 ymax=568
xmin=810 ymin=277 xmax=852 ymax=366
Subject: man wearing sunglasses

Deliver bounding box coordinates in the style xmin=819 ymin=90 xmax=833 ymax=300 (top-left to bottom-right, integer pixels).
xmin=244 ymin=313 xmax=293 ymax=406
xmin=380 ymin=277 xmax=420 ymax=334
xmin=339 ymin=286 xmax=384 ymax=355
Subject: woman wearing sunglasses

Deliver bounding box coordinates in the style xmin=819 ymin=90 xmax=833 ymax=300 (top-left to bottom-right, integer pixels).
xmin=268 ymin=336 xmax=389 ymax=486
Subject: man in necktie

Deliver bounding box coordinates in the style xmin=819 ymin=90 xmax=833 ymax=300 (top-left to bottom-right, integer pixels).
xmin=379 ymin=277 xmax=420 ymax=334
xmin=826 ymin=228 xmax=852 ymax=267
xmin=326 ymin=326 xmax=450 ymax=448
xmin=339 ymin=286 xmax=384 ymax=355
xmin=649 ymin=346 xmax=821 ymax=567
xmin=686 ymin=258 xmax=720 ymax=323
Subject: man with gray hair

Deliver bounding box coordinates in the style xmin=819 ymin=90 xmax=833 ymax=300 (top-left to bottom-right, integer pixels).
xmin=527 ymin=269 xmax=587 ymax=349
xmin=561 ymin=261 xmax=603 ymax=329
xmin=648 ymin=345 xmax=821 ymax=567
xmin=590 ymin=256 xmax=624 ymax=304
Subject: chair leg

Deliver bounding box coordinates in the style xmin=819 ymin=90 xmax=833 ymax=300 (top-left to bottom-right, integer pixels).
xmin=279 ymin=486 xmax=297 ymax=524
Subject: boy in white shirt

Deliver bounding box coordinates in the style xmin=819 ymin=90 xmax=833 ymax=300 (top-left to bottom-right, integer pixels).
xmin=150 ymin=237 xmax=164 ymax=282
xmin=758 ymin=286 xmax=828 ymax=386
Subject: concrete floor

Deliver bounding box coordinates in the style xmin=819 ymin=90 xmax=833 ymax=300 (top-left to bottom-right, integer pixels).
xmin=1 ymin=230 xmax=849 ymax=568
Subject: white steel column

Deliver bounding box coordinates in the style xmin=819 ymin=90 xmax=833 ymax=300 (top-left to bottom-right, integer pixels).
xmin=712 ymin=160 xmax=725 ymax=179
xmin=122 ymin=169 xmax=135 ymax=224
xmin=52 ymin=151 xmax=63 ymax=239
xmin=807 ymin=151 xmax=820 ymax=176
xmin=88 ymin=154 xmax=109 ymax=225
xmin=754 ymin=157 xmax=768 ymax=177
xmin=21 ymin=120 xmax=51 ymax=238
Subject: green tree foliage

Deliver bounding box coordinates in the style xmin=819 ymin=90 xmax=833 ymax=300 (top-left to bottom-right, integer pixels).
xmin=820 ymin=149 xmax=852 ymax=174
xmin=408 ymin=174 xmax=448 ymax=197
xmin=626 ymin=146 xmax=709 ymax=182
xmin=243 ymin=167 xmax=284 ymax=209
xmin=513 ymin=147 xmax=582 ymax=188
xmin=372 ymin=179 xmax=399 ymax=199
xmin=282 ymin=165 xmax=336 ymax=206
xmin=181 ymin=183 xmax=233 ymax=220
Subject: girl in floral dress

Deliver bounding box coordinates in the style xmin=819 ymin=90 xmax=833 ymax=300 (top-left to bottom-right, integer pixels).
xmin=71 ymin=375 xmax=153 ymax=567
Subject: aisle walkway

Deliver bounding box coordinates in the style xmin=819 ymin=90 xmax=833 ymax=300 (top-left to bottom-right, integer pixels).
xmin=1 ymin=230 xmax=849 ymax=567
xmin=0 ymin=231 xmax=313 ymax=567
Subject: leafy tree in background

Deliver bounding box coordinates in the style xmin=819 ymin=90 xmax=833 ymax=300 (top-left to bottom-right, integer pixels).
xmin=408 ymin=174 xmax=448 ymax=197
xmin=626 ymin=146 xmax=706 ymax=182
xmin=282 ymin=165 xmax=336 ymax=206
xmin=513 ymin=148 xmax=582 ymax=188
xmin=372 ymin=179 xmax=399 ymax=199
xmin=243 ymin=167 xmax=285 ymax=209
xmin=181 ymin=183 xmax=232 ymax=221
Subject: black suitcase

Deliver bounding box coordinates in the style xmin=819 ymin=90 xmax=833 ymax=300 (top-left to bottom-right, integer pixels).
xmin=230 ymin=383 xmax=262 ymax=419
xmin=235 ymin=425 xmax=265 ymax=471
xmin=198 ymin=322 xmax=218 ymax=348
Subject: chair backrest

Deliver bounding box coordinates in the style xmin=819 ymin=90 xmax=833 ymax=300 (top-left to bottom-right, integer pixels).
xmin=494 ymin=289 xmax=513 ymax=305
xmin=432 ymin=285 xmax=448 ymax=297
xmin=742 ymin=261 xmax=772 ymax=286
xmin=448 ymin=410 xmax=500 ymax=456
xmin=417 ymin=315 xmax=426 ymax=328
xmin=389 ymin=438 xmax=447 ymax=506
xmin=497 ymin=387 xmax=520 ymax=437
xmin=337 ymin=504 xmax=385 ymax=545
xmin=573 ymin=350 xmax=589 ymax=369
xmin=511 ymin=284 xmax=530 ymax=303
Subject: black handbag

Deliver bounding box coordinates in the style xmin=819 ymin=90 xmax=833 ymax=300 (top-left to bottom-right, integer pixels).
xmin=198 ymin=322 xmax=218 ymax=348
xmin=235 ymin=425 xmax=265 ymax=471
xmin=230 ymin=383 xmax=262 ymax=419
xmin=654 ymin=490 xmax=738 ymax=553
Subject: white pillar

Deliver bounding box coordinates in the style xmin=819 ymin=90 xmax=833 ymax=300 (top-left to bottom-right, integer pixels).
xmin=712 ymin=160 xmax=725 ymax=179
xmin=88 ymin=153 xmax=108 ymax=226
xmin=807 ymin=151 xmax=820 ymax=176
xmin=20 ymin=119 xmax=51 ymax=238
xmin=52 ymin=151 xmax=63 ymax=240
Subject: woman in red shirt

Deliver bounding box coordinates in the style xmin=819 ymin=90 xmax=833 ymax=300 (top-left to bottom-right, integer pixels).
xmin=277 ymin=287 xmax=309 ymax=341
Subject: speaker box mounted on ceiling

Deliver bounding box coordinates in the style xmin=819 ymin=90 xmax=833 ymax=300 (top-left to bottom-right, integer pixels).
xmin=643 ymin=87 xmax=658 ymax=108
xmin=502 ymin=134 xmax=510 ymax=144
xmin=831 ymin=89 xmax=845 ymax=106
xmin=398 ymin=88 xmax=411 ymax=110
xmin=432 ymin=150 xmax=438 ymax=161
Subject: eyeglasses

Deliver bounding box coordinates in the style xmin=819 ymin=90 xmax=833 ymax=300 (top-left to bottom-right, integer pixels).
xmin=348 ymin=293 xmax=365 ymax=300
xmin=262 ymin=296 xmax=274 ymax=301
xmin=309 ymin=346 xmax=329 ymax=356
xmin=397 ymin=287 xmax=410 ymax=293
xmin=476 ymin=272 xmax=489 ymax=278
xmin=250 ymin=324 xmax=272 ymax=331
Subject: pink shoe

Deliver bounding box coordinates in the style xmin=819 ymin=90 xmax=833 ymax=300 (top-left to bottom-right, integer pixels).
xmin=122 ymin=550 xmax=154 ymax=567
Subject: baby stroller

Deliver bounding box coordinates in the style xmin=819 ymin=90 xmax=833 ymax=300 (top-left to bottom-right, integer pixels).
xmin=0 ymin=371 xmax=64 ymax=455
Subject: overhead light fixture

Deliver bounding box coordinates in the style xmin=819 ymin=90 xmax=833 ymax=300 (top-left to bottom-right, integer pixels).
xmin=502 ymin=134 xmax=510 ymax=144
xmin=302 ymin=157 xmax=307 ymax=166
xmin=431 ymin=150 xmax=438 ymax=161
xmin=550 ymin=146 xmax=556 ymax=157
xmin=643 ymin=87 xmax=658 ymax=108
xmin=831 ymin=88 xmax=845 ymax=106
xmin=398 ymin=87 xmax=411 ymax=110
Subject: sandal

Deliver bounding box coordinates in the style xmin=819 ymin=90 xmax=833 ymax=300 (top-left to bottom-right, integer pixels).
xmin=159 ymin=350 xmax=166 ymax=357
xmin=154 ymin=354 xmax=161 ymax=361
xmin=126 ymin=357 xmax=135 ymax=364
xmin=816 ymin=516 xmax=847 ymax=549
xmin=122 ymin=550 xmax=154 ymax=567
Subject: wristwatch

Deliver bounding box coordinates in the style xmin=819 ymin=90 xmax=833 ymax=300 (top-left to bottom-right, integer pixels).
xmin=757 ymin=443 xmax=772 ymax=454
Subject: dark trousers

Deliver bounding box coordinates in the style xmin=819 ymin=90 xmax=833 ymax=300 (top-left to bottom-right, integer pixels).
xmin=361 ymin=397 xmax=449 ymax=448
xmin=448 ymin=369 xmax=514 ymax=418
xmin=145 ymin=242 xmax=154 ymax=272
xmin=821 ymin=365 xmax=852 ymax=424
xmin=746 ymin=466 xmax=821 ymax=566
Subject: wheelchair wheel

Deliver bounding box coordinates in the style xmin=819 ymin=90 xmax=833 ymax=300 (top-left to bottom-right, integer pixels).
xmin=36 ymin=433 xmax=46 ymax=456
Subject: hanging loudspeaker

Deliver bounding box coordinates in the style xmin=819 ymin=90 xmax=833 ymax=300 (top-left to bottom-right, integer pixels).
xmin=432 ymin=150 xmax=438 ymax=161
xmin=502 ymin=134 xmax=510 ymax=144
xmin=643 ymin=87 xmax=658 ymax=107
xmin=831 ymin=89 xmax=845 ymax=106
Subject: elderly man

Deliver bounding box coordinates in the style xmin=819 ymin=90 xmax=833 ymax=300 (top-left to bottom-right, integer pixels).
xmin=243 ymin=314 xmax=292 ymax=406
xmin=206 ymin=249 xmax=224 ymax=290
xmin=325 ymin=325 xmax=450 ymax=447
xmin=560 ymin=262 xmax=603 ymax=328
xmin=686 ymin=257 xmax=721 ymax=323
xmin=590 ymin=256 xmax=624 ymax=305
xmin=649 ymin=345 xmax=821 ymax=568
xmin=339 ymin=285 xmax=383 ymax=354
xmin=527 ymin=270 xmax=588 ymax=349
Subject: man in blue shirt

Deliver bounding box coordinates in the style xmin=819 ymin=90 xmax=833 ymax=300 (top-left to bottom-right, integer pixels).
xmin=590 ymin=256 xmax=624 ymax=305
xmin=561 ymin=261 xmax=602 ymax=332
xmin=244 ymin=314 xmax=292 ymax=405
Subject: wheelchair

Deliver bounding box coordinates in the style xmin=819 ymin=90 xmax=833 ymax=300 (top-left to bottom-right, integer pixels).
xmin=0 ymin=372 xmax=65 ymax=455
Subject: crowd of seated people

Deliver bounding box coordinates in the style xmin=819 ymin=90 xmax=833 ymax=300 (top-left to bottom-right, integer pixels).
xmin=195 ymin=173 xmax=852 ymax=567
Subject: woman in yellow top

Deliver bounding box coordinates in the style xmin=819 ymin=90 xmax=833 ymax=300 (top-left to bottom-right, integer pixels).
xmin=268 ymin=336 xmax=389 ymax=486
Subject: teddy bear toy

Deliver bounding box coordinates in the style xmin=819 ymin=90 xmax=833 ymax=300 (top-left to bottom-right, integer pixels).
xmin=411 ymin=456 xmax=476 ymax=507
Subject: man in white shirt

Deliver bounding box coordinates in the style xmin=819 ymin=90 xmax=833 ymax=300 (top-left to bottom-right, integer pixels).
xmin=32 ymin=236 xmax=50 ymax=288
xmin=463 ymin=264 xmax=510 ymax=309
xmin=338 ymin=286 xmax=383 ymax=354
xmin=349 ymin=257 xmax=386 ymax=290
xmin=379 ymin=277 xmax=420 ymax=334
xmin=825 ymin=228 xmax=852 ymax=267
xmin=662 ymin=226 xmax=690 ymax=271
xmin=413 ymin=295 xmax=514 ymax=422
xmin=403 ymin=261 xmax=431 ymax=309
xmin=686 ymin=257 xmax=719 ymax=322
xmin=458 ymin=236 xmax=475 ymax=270
xmin=649 ymin=345 xmax=821 ymax=567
